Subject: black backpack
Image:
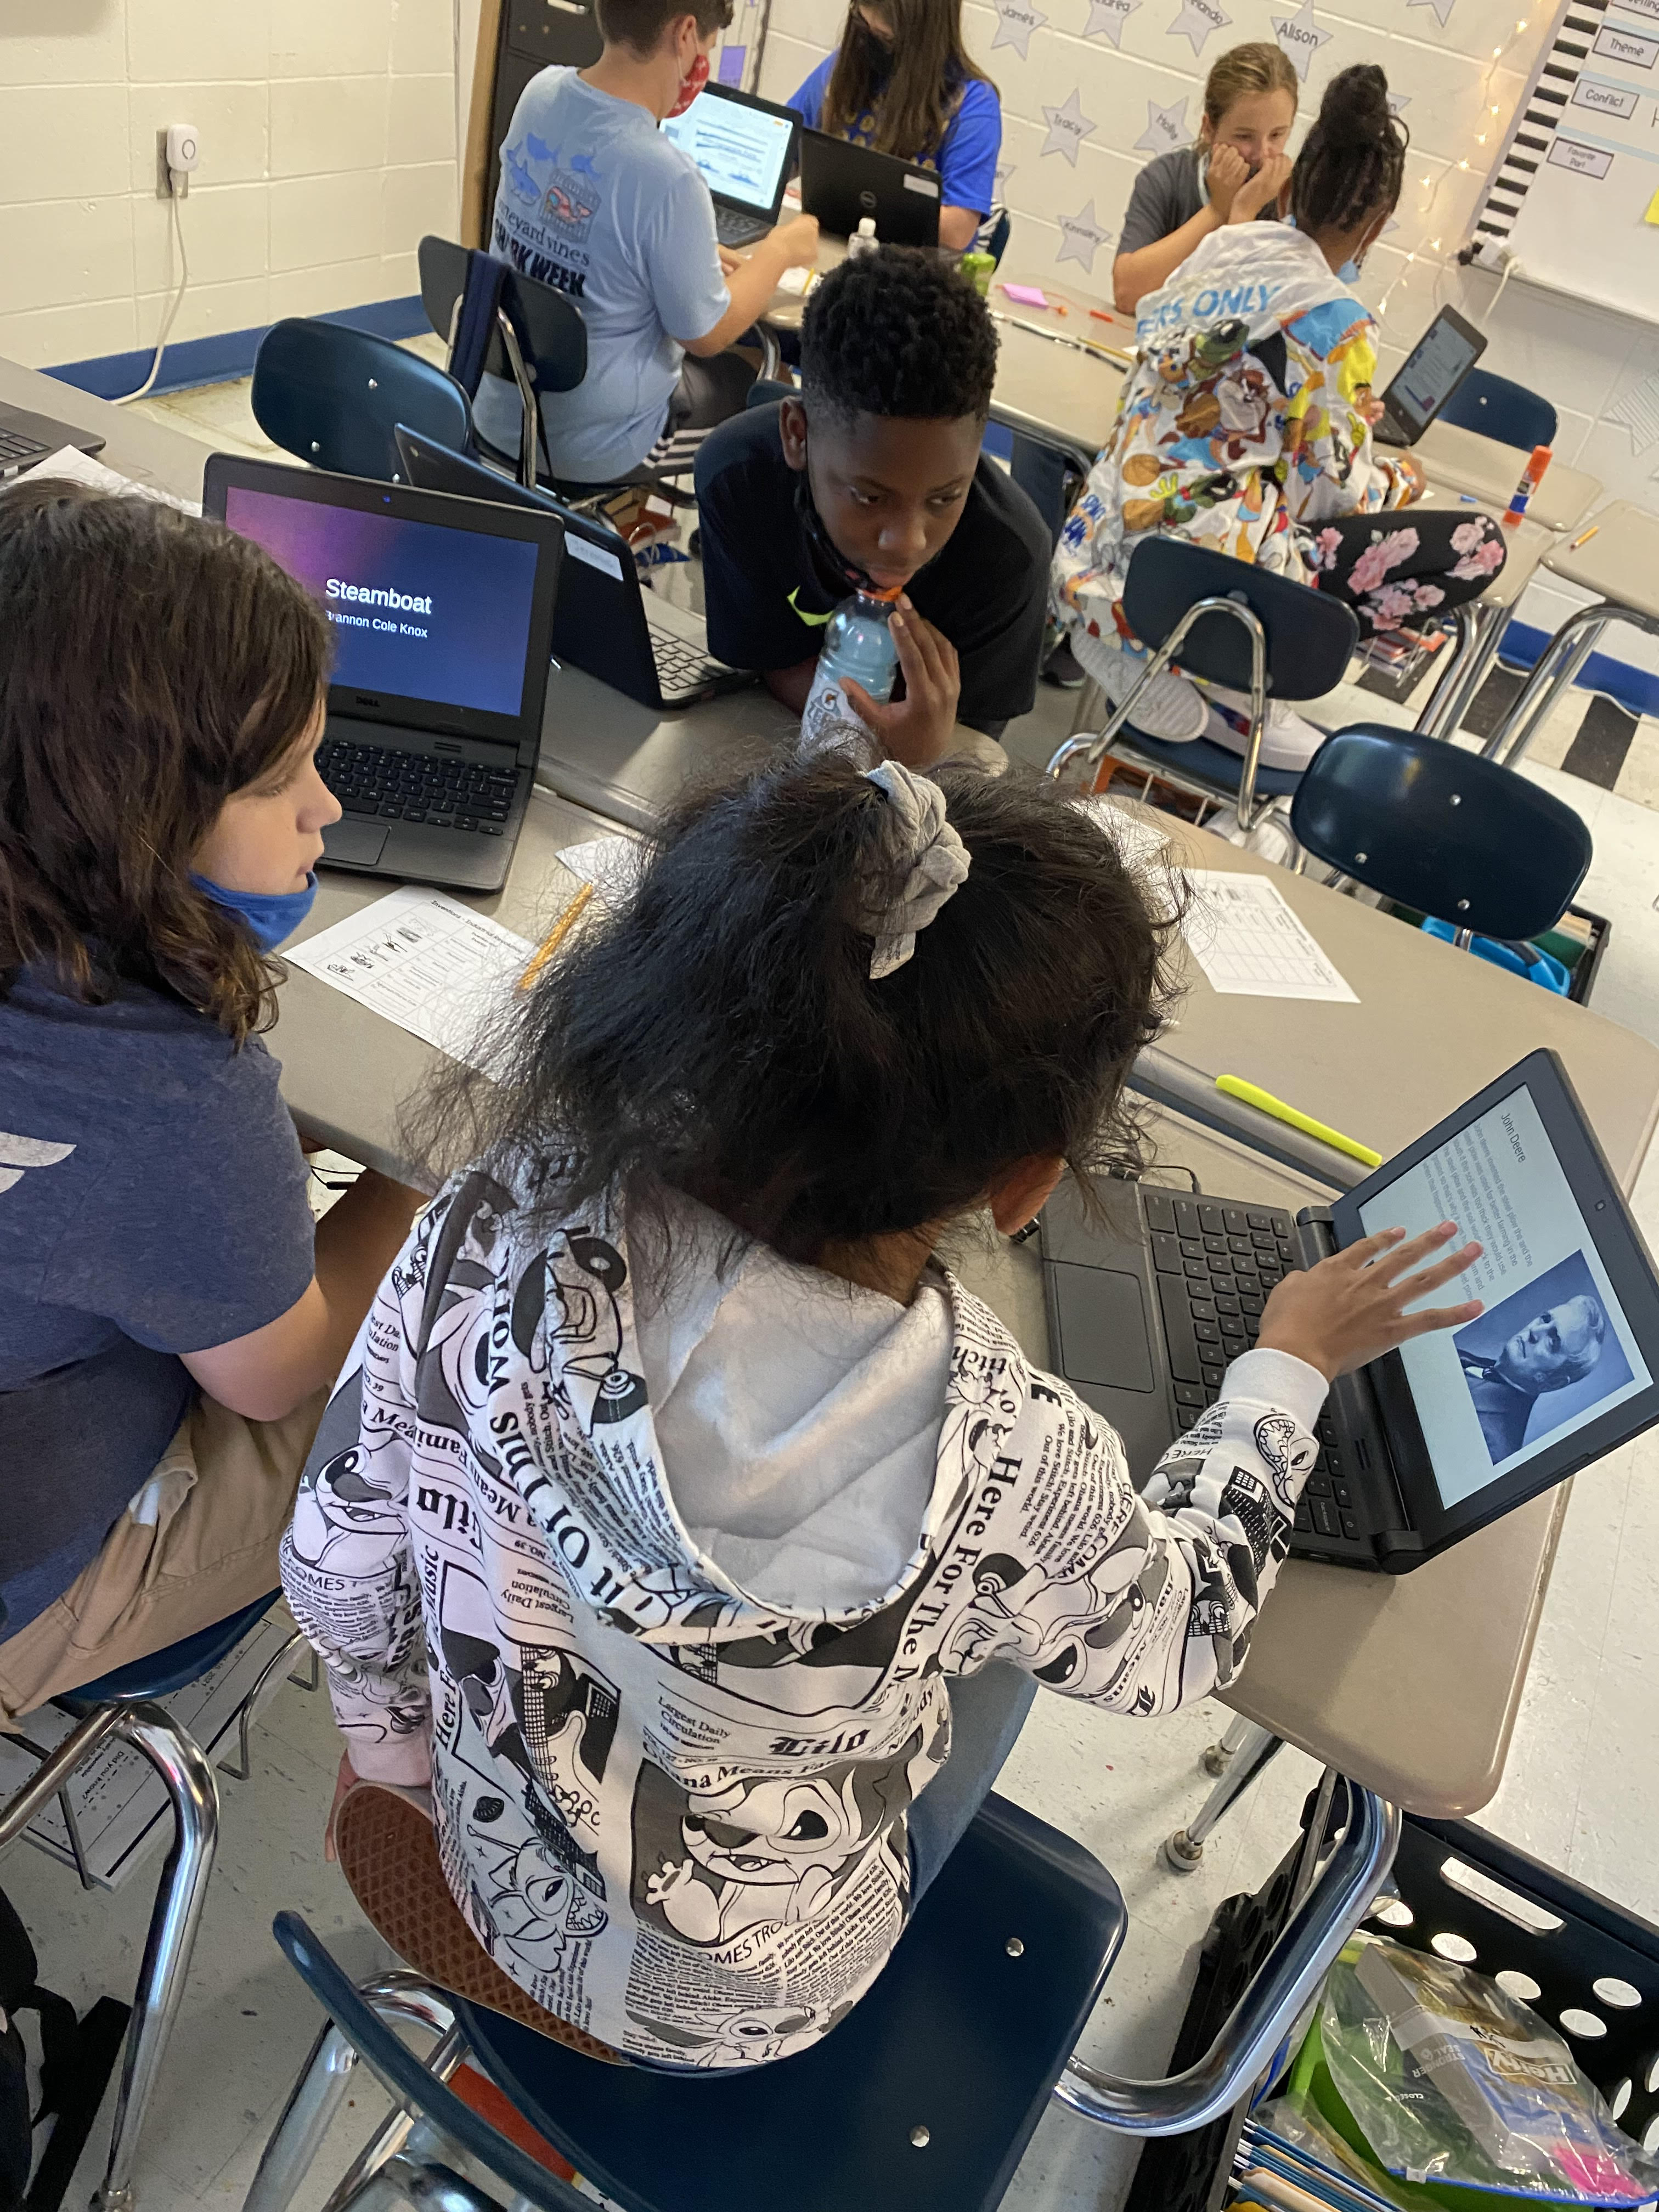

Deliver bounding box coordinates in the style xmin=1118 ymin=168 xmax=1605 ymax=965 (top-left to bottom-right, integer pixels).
xmin=0 ymin=1884 xmax=128 ymax=2212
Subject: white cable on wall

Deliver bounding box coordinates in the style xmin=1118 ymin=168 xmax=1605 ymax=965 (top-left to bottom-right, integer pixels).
xmin=112 ymin=183 xmax=190 ymax=407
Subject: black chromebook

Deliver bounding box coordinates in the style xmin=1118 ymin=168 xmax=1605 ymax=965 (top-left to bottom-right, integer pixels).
xmin=1041 ymin=1051 xmax=1659 ymax=1573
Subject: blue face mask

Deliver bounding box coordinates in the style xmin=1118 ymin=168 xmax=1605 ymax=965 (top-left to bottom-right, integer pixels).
xmin=1336 ymin=257 xmax=1364 ymax=285
xmin=192 ymin=872 xmax=318 ymax=953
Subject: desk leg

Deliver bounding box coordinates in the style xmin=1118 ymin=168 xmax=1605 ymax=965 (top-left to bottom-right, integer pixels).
xmin=1202 ymin=1712 xmax=1262 ymax=1776
xmin=1415 ymin=601 xmax=1505 ymax=743
xmin=1485 ymin=606 xmax=1612 ymax=765
xmin=1163 ymin=1722 xmax=1280 ymax=1872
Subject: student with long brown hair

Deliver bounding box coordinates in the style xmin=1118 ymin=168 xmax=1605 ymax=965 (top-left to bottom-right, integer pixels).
xmin=1113 ymin=40 xmax=1299 ymax=313
xmin=0 ymin=482 xmax=426 ymax=1720
xmin=788 ymin=0 xmax=1000 ymax=253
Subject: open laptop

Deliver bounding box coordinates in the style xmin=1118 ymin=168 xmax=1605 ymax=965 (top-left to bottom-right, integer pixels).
xmin=1373 ymin=304 xmax=1487 ymax=448
xmin=1041 ymin=1049 xmax=1659 ymax=1573
xmin=799 ymin=128 xmax=941 ymax=247
xmin=661 ymin=81 xmax=798 ymax=249
xmin=204 ymin=454 xmax=562 ymax=894
xmin=0 ymin=400 xmax=106 ymax=479
xmin=393 ymin=426 xmax=752 ymax=712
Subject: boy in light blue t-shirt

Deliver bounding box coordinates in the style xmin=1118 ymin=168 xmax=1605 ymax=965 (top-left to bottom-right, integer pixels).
xmin=484 ymin=0 xmax=818 ymax=487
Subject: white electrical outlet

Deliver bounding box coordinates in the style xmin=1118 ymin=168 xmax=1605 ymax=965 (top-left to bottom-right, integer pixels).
xmin=156 ymin=121 xmax=200 ymax=196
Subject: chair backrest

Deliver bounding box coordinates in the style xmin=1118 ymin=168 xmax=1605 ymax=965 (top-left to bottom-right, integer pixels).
xmin=419 ymin=234 xmax=586 ymax=399
xmin=250 ymin=320 xmax=472 ymax=483
xmin=1120 ymin=537 xmax=1359 ymax=701
xmin=746 ymin=377 xmax=794 ymax=409
xmin=1289 ymin=725 xmax=1592 ymax=941
xmin=1438 ymin=368 xmax=1558 ymax=452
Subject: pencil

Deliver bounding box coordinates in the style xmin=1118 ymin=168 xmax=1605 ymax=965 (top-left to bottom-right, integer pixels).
xmin=1217 ymin=1074 xmax=1383 ymax=1169
xmin=517 ymin=879 xmax=593 ymax=990
xmin=1568 ymin=523 xmax=1600 ymax=550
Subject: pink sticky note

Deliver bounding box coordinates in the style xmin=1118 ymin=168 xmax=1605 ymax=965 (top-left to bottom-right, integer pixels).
xmin=1002 ymin=283 xmax=1049 ymax=308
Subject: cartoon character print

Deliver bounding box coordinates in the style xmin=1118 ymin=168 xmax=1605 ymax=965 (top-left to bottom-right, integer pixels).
xmin=513 ymin=1233 xmax=649 ymax=1430
xmin=464 ymin=1793 xmax=607 ymax=1968
xmin=289 ymin=1440 xmax=404 ymax=1577
xmin=946 ymin=1534 xmax=1173 ymax=1706
xmin=653 ymin=2004 xmax=845 ymax=2070
xmin=1252 ymin=1409 xmax=1315 ymax=1515
xmin=632 ymin=1736 xmax=919 ymax=1948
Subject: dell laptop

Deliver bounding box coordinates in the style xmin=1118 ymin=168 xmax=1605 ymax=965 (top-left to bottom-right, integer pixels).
xmin=661 ymin=81 xmax=799 ymax=249
xmin=393 ymin=427 xmax=752 ymax=712
xmin=1373 ymin=304 xmax=1486 ymax=448
xmin=1041 ymin=1049 xmax=1659 ymax=1573
xmin=799 ymin=128 xmax=942 ymax=248
xmin=0 ymin=400 xmax=106 ymax=479
xmin=205 ymin=454 xmax=562 ymax=895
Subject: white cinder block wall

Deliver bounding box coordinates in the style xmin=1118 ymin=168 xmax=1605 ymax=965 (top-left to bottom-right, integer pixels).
xmin=763 ymin=0 xmax=1659 ymax=675
xmin=0 ymin=0 xmax=462 ymax=373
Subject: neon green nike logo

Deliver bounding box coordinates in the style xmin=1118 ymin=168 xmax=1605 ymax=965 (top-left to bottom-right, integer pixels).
xmin=788 ymin=588 xmax=834 ymax=628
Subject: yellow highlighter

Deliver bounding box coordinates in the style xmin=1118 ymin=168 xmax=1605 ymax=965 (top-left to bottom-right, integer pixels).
xmin=1216 ymin=1074 xmax=1382 ymax=1170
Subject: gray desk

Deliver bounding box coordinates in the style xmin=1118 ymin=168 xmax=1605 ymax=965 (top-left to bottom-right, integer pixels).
xmin=0 ymin=354 xmax=213 ymax=500
xmin=1413 ymin=421 xmax=1602 ymax=537
xmin=16 ymin=350 xmax=1659 ymax=1817
xmin=534 ymin=661 xmax=797 ymax=831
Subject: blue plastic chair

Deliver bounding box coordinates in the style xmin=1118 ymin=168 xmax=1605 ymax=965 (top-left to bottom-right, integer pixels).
xmin=1437 ymin=368 xmax=1558 ymax=453
xmin=1048 ymin=538 xmax=1359 ymax=832
xmin=1289 ymin=725 xmax=1592 ymax=944
xmin=251 ymin=320 xmax=473 ymax=484
xmin=418 ymin=235 xmax=586 ymax=493
xmin=244 ymin=1787 xmax=1398 ymax=2212
xmin=1 ymin=1592 xmax=309 ymax=2212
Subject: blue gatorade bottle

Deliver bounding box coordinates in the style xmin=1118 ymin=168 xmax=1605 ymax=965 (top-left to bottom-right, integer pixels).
xmin=800 ymin=585 xmax=903 ymax=753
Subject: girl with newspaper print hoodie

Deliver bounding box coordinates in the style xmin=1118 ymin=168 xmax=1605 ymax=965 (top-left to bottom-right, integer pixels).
xmin=281 ymin=755 xmax=1482 ymax=2071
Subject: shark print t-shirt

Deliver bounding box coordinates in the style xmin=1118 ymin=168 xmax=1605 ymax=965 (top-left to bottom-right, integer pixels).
xmin=0 ymin=968 xmax=315 ymax=1635
xmin=281 ymin=1170 xmax=1324 ymax=2069
xmin=481 ymin=69 xmax=731 ymax=483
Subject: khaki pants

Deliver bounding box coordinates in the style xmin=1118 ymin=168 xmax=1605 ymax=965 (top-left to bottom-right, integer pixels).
xmin=0 ymin=1388 xmax=326 ymax=1724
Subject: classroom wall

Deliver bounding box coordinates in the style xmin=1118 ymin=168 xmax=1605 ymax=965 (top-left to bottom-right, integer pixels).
xmin=0 ymin=0 xmax=461 ymax=374
xmin=760 ymin=0 xmax=1659 ymax=673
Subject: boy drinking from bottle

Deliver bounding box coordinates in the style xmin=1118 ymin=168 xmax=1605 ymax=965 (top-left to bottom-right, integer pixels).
xmin=693 ymin=247 xmax=1049 ymax=766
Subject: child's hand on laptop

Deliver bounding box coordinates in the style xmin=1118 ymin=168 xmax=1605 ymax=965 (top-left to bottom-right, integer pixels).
xmin=1256 ymin=1221 xmax=1483 ymax=1381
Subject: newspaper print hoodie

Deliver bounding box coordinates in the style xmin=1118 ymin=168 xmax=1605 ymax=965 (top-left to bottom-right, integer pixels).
xmin=280 ymin=1170 xmax=1325 ymax=2069
xmin=1053 ymin=223 xmax=1413 ymax=653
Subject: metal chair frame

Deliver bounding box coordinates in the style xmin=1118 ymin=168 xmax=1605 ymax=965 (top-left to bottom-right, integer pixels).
xmin=1046 ymin=594 xmax=1272 ymax=830
xmin=0 ymin=1628 xmax=314 ymax=2209
xmin=1480 ymin=600 xmax=1659 ymax=769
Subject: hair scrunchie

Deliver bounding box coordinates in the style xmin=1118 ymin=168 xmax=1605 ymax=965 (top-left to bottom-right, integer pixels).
xmin=857 ymin=761 xmax=970 ymax=979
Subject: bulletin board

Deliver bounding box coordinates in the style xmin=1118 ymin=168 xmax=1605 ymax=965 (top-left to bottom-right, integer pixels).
xmin=1468 ymin=0 xmax=1659 ymax=321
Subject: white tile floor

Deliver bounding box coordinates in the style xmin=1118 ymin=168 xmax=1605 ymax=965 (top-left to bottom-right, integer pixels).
xmin=15 ymin=375 xmax=1655 ymax=2212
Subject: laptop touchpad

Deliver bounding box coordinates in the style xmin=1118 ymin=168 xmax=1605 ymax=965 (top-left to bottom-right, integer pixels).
xmin=323 ymin=820 xmax=389 ymax=867
xmin=1052 ymin=1263 xmax=1156 ymax=1393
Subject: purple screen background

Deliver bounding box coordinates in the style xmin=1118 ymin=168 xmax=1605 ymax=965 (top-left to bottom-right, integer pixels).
xmin=224 ymin=486 xmax=539 ymax=719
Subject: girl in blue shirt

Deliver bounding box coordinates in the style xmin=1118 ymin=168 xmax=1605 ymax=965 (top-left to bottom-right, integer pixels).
xmin=790 ymin=0 xmax=1000 ymax=252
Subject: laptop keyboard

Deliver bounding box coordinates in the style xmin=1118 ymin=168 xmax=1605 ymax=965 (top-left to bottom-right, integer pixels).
xmin=318 ymin=740 xmax=518 ymax=835
xmin=649 ymin=628 xmax=728 ymax=697
xmin=1142 ymin=1190 xmax=1359 ymax=1543
xmin=0 ymin=426 xmax=49 ymax=464
xmin=715 ymin=206 xmax=771 ymax=247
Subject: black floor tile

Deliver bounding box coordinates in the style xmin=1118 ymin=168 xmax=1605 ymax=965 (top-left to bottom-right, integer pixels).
xmin=1560 ymin=696 xmax=1640 ymax=792
xmin=1460 ymin=665 xmax=1526 ymax=742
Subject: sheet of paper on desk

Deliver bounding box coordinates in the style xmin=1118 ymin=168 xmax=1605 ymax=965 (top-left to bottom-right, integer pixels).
xmin=12 ymin=443 xmax=202 ymax=516
xmin=287 ymin=886 xmax=534 ymax=1075
xmin=1183 ymin=869 xmax=1358 ymax=1003
xmin=557 ymin=834 xmax=644 ymax=907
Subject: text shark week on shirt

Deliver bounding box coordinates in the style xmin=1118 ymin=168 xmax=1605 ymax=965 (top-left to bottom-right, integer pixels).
xmin=498 ymin=132 xmax=603 ymax=300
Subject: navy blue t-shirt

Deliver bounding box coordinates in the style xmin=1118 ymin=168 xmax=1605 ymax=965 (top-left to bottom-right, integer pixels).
xmin=0 ymin=968 xmax=315 ymax=1636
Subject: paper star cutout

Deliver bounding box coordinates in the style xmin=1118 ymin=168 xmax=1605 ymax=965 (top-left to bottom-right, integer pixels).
xmin=1056 ymin=199 xmax=1114 ymax=273
xmin=1135 ymin=96 xmax=1189 ymax=155
xmin=1405 ymin=0 xmax=1455 ymax=28
xmin=1269 ymin=0 xmax=1330 ymax=80
xmin=1388 ymin=92 xmax=1412 ymax=115
xmin=1166 ymin=0 xmax=1231 ymax=55
xmin=990 ymin=0 xmax=1047 ymax=58
xmin=1084 ymin=0 xmax=1142 ymax=45
xmin=1041 ymin=86 xmax=1098 ymax=164
xmin=994 ymin=162 xmax=1017 ymax=202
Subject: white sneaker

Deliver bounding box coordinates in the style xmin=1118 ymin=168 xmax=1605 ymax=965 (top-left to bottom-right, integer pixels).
xmin=1201 ymin=691 xmax=1327 ymax=771
xmin=1073 ymin=633 xmax=1209 ymax=743
xmin=1202 ymin=800 xmax=1303 ymax=867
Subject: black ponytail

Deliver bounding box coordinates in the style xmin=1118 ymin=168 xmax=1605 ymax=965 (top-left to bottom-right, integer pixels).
xmin=1290 ymin=64 xmax=1407 ymax=236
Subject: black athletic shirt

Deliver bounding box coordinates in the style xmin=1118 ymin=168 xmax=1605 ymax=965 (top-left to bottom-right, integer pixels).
xmin=693 ymin=404 xmax=1049 ymax=735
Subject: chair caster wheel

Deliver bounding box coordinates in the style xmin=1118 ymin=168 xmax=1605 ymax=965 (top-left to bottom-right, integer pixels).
xmin=1163 ymin=1827 xmax=1204 ymax=1875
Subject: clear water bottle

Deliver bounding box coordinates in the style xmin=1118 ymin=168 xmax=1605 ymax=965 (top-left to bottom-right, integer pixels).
xmin=800 ymin=586 xmax=902 ymax=755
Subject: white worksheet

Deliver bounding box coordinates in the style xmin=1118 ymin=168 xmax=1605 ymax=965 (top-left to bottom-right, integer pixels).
xmin=556 ymin=833 xmax=644 ymax=908
xmin=287 ymin=886 xmax=534 ymax=1075
xmin=1183 ymin=870 xmax=1358 ymax=1003
xmin=13 ymin=443 xmax=202 ymax=516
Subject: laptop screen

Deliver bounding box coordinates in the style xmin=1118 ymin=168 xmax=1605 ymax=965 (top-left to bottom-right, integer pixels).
xmin=661 ymin=87 xmax=794 ymax=215
xmin=1356 ymin=1081 xmax=1651 ymax=1509
xmin=1389 ymin=310 xmax=1483 ymax=431
xmin=222 ymin=482 xmax=541 ymax=720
